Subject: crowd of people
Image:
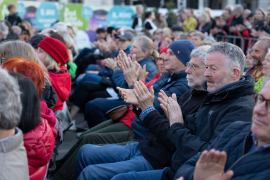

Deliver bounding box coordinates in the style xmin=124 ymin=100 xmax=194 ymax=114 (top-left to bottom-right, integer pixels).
xmin=0 ymin=2 xmax=270 ymax=180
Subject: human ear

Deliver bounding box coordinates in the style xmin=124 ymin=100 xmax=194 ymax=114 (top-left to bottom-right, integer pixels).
xmin=231 ymin=68 xmax=241 ymax=81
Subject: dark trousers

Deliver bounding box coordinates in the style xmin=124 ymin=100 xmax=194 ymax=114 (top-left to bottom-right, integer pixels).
xmin=73 ymin=81 xmax=110 ymax=111
xmin=85 ymin=98 xmax=127 ymax=128
xmin=52 ymin=120 xmax=136 ymax=180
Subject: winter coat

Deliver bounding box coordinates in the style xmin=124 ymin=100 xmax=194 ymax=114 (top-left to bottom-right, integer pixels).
xmin=176 ymin=121 xmax=270 ymax=180
xmin=138 ymin=88 xmax=208 ymax=170
xmin=0 ymin=128 xmax=29 ymax=180
xmin=41 ymin=78 xmax=58 ymax=110
xmin=23 ymin=117 xmax=55 ymax=180
xmin=49 ymin=71 xmax=71 ymax=112
xmin=132 ymin=70 xmax=190 ymax=140
xmin=161 ymin=75 xmax=255 ymax=180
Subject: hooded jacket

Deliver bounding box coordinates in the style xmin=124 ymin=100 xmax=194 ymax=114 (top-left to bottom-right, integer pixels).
xmin=23 ymin=117 xmax=55 ymax=180
xmin=40 ymin=101 xmax=57 ymax=137
xmin=162 ymin=75 xmax=255 ymax=180
xmin=49 ymin=71 xmax=71 ymax=112
xmin=0 ymin=128 xmax=29 ymax=180
xmin=176 ymin=121 xmax=270 ymax=180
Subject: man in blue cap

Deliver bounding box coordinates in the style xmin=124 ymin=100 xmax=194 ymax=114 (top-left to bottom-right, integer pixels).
xmin=72 ymin=40 xmax=196 ymax=180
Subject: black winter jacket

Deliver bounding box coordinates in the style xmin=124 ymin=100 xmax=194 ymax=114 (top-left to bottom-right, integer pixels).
xmin=139 ymin=88 xmax=208 ymax=170
xmin=162 ymin=75 xmax=255 ymax=180
xmin=132 ymin=70 xmax=190 ymax=140
xmin=175 ymin=121 xmax=270 ymax=180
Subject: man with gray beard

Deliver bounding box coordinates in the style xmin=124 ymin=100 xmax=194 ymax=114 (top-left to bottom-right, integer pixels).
xmin=246 ymin=36 xmax=270 ymax=82
xmin=110 ymin=46 xmax=210 ymax=180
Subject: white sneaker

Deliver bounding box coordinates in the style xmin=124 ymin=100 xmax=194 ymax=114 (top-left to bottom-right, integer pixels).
xmin=69 ymin=121 xmax=77 ymax=131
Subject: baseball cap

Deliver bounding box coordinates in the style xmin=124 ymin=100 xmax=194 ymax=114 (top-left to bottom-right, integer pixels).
xmin=115 ymin=31 xmax=134 ymax=41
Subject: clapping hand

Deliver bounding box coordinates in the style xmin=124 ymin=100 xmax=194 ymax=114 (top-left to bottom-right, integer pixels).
xmin=194 ymin=150 xmax=233 ymax=180
xmin=133 ymin=81 xmax=155 ymax=111
xmin=138 ymin=64 xmax=149 ymax=81
xmin=167 ymin=93 xmax=184 ymax=126
xmin=117 ymin=50 xmax=140 ymax=87
xmin=159 ymin=90 xmax=169 ymax=118
xmin=105 ymin=58 xmax=117 ymax=70
xmin=117 ymin=86 xmax=139 ymax=106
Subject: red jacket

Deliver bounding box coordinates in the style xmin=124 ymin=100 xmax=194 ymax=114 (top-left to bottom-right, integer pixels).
xmin=119 ymin=73 xmax=161 ymax=128
xmin=40 ymin=101 xmax=57 ymax=137
xmin=23 ymin=117 xmax=55 ymax=180
xmin=49 ymin=71 xmax=71 ymax=112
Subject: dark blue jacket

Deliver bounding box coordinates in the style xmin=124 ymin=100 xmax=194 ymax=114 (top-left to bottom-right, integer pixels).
xmin=132 ymin=70 xmax=190 ymax=140
xmin=162 ymin=75 xmax=255 ymax=180
xmin=111 ymin=57 xmax=158 ymax=89
xmin=175 ymin=121 xmax=270 ymax=180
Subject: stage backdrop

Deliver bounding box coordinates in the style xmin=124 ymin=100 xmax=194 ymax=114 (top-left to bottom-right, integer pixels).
xmin=0 ymin=0 xmax=135 ymax=42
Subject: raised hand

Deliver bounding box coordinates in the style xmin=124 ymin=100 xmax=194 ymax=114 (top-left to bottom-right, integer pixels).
xmin=158 ymin=90 xmax=169 ymax=118
xmin=194 ymin=150 xmax=233 ymax=180
xmin=138 ymin=64 xmax=149 ymax=81
xmin=167 ymin=93 xmax=183 ymax=126
xmin=117 ymin=87 xmax=138 ymax=106
xmin=133 ymin=81 xmax=155 ymax=111
xmin=105 ymin=58 xmax=116 ymax=70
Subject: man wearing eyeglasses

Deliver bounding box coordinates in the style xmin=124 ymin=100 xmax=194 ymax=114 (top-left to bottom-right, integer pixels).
xmin=176 ymin=81 xmax=270 ymax=180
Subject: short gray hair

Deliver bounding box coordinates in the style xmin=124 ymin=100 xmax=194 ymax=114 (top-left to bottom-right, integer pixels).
xmin=207 ymin=42 xmax=245 ymax=76
xmin=191 ymin=45 xmax=211 ymax=64
xmin=0 ymin=69 xmax=22 ymax=130
xmin=234 ymin=4 xmax=244 ymax=13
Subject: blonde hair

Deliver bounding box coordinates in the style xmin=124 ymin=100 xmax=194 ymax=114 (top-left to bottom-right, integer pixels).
xmin=256 ymin=8 xmax=266 ymax=20
xmin=43 ymin=51 xmax=60 ymax=71
xmin=162 ymin=27 xmax=172 ymax=39
xmin=22 ymin=21 xmax=34 ymax=38
xmin=0 ymin=41 xmax=50 ymax=82
xmin=200 ymin=12 xmax=210 ymax=23
xmin=134 ymin=35 xmax=159 ymax=62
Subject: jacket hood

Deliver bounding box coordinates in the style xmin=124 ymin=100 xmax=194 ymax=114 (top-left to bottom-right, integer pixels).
xmin=206 ymin=75 xmax=254 ymax=103
xmin=49 ymin=72 xmax=71 ymax=102
xmin=23 ymin=118 xmax=55 ymax=168
xmin=40 ymin=101 xmax=57 ymax=137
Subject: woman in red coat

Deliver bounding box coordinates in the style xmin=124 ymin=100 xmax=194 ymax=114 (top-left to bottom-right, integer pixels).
xmin=3 ymin=58 xmax=56 ymax=180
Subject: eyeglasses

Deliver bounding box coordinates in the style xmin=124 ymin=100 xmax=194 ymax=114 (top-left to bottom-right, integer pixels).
xmin=253 ymin=93 xmax=270 ymax=114
xmin=186 ymin=62 xmax=205 ymax=71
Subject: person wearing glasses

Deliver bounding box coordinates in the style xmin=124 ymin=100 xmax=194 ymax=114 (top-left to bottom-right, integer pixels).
xmin=120 ymin=42 xmax=255 ymax=180
xmin=176 ymin=80 xmax=270 ymax=180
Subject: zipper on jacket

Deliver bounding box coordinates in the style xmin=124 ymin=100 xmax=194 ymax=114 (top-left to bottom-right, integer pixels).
xmin=227 ymin=135 xmax=258 ymax=171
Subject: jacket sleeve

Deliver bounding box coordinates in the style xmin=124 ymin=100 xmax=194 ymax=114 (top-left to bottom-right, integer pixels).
xmin=174 ymin=121 xmax=245 ymax=180
xmin=168 ymin=103 xmax=253 ymax=164
xmin=132 ymin=16 xmax=138 ymax=29
xmin=153 ymin=83 xmax=189 ymax=115
xmin=98 ymin=70 xmax=113 ymax=77
xmin=111 ymin=70 xmax=126 ymax=89
xmin=143 ymin=110 xmax=176 ymax=151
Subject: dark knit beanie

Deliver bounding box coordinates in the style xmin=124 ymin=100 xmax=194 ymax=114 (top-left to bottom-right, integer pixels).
xmin=28 ymin=34 xmax=46 ymax=49
xmin=38 ymin=37 xmax=69 ymax=67
xmin=168 ymin=40 xmax=195 ymax=65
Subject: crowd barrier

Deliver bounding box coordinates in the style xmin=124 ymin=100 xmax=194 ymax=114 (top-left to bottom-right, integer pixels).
xmin=215 ymin=35 xmax=258 ymax=52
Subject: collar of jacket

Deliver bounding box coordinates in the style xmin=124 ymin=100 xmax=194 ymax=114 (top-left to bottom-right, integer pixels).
xmin=138 ymin=57 xmax=153 ymax=65
xmin=204 ymin=75 xmax=255 ymax=104
xmin=162 ymin=70 xmax=187 ymax=81
xmin=243 ymin=132 xmax=270 ymax=154
xmin=0 ymin=127 xmax=23 ymax=153
xmin=190 ymin=87 xmax=208 ymax=96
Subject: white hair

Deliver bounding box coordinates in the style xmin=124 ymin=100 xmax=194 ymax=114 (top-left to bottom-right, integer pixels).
xmin=190 ymin=45 xmax=211 ymax=63
xmin=0 ymin=69 xmax=22 ymax=130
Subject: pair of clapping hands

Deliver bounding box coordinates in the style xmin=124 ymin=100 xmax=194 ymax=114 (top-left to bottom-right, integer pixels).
xmin=117 ymin=50 xmax=148 ymax=87
xmin=117 ymin=80 xmax=183 ymax=127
